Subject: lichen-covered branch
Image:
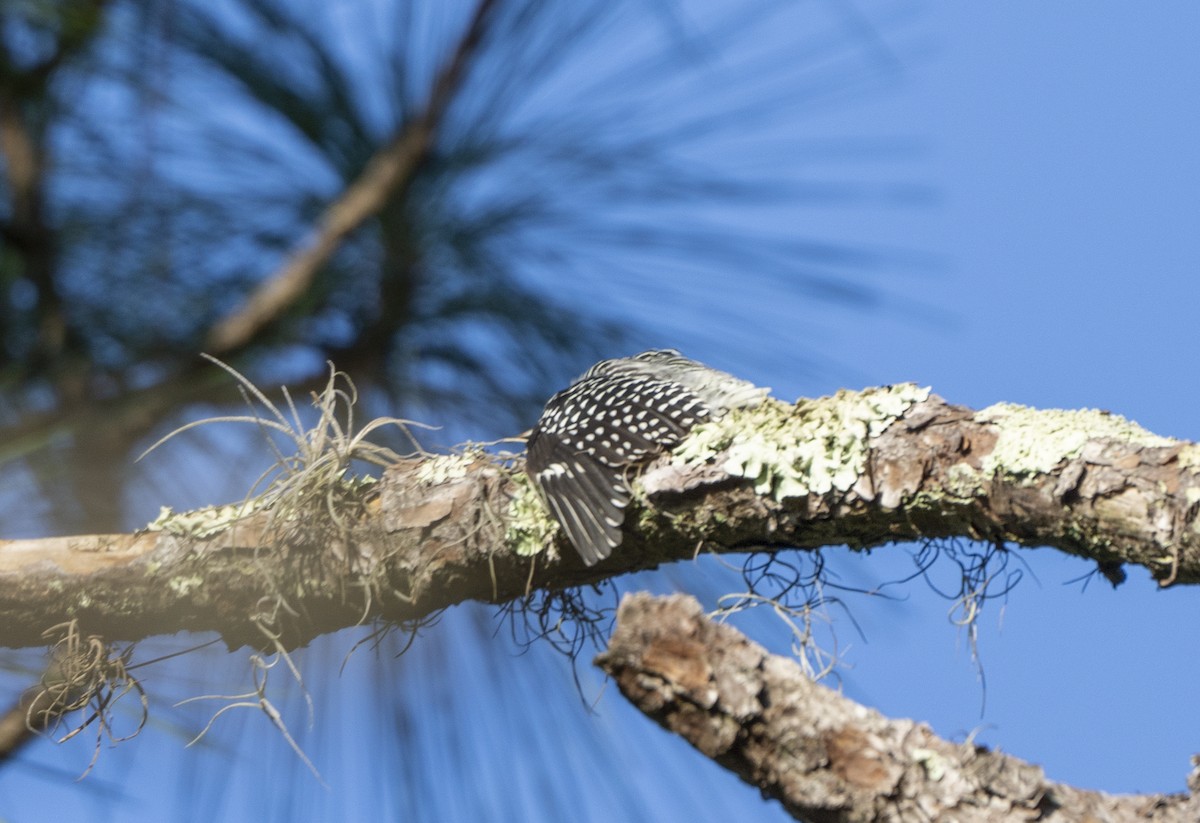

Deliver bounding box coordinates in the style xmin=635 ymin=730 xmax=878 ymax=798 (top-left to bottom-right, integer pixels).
xmin=596 ymin=593 xmax=1200 ymax=823
xmin=0 ymin=387 xmax=1198 ymax=650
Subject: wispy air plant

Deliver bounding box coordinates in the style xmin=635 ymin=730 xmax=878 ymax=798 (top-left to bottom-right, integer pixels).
xmin=27 ymin=620 xmax=147 ymax=779
xmin=139 ymin=354 xmax=431 ymax=531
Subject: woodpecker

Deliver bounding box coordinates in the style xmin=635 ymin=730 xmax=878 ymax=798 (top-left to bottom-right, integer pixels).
xmin=525 ymin=349 xmax=768 ymax=566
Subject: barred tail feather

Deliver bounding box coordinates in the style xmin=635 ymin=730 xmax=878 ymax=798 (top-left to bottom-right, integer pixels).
xmin=528 ymin=433 xmax=628 ymax=565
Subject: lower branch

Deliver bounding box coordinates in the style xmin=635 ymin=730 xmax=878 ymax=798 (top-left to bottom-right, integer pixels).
xmin=596 ymin=593 xmax=1200 ymax=823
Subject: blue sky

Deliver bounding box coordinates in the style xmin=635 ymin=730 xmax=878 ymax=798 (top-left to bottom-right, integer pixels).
xmin=744 ymin=1 xmax=1200 ymax=796
xmin=611 ymin=0 xmax=1200 ymax=799
xmin=4 ymin=1 xmax=1200 ymax=819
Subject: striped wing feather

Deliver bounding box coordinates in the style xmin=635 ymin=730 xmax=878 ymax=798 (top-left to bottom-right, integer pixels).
xmin=527 ymin=432 xmax=629 ymax=565
xmin=526 ymin=350 xmax=762 ymax=566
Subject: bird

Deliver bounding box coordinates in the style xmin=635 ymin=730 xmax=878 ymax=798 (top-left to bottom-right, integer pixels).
xmin=525 ymin=349 xmax=768 ymax=565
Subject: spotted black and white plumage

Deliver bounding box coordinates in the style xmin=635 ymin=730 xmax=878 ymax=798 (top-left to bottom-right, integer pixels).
xmin=526 ymin=350 xmax=768 ymax=566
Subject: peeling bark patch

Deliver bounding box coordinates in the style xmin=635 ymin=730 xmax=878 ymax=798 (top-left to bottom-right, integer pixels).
xmin=825 ymin=726 xmax=899 ymax=790
xmin=387 ymin=494 xmax=455 ymax=529
xmin=864 ymin=397 xmax=1200 ymax=583
xmin=643 ymin=637 xmax=714 ymax=698
xmin=0 ymin=533 xmax=156 ymax=576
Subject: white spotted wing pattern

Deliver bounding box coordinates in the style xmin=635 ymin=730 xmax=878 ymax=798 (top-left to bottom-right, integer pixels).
xmin=526 ymin=350 xmax=767 ymax=565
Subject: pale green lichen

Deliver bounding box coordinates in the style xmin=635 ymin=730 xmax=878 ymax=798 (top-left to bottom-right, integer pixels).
xmin=507 ymin=384 xmax=929 ymax=554
xmin=942 ymin=462 xmax=985 ymax=499
xmin=146 ymin=503 xmax=257 ymax=539
xmin=675 ymin=384 xmax=931 ymax=500
xmin=912 ymin=748 xmax=947 ymax=781
xmin=413 ymin=450 xmax=481 ymax=485
xmin=145 ymin=472 xmax=379 ymax=540
xmin=976 ymin=403 xmax=1174 ymax=479
xmin=168 ymin=575 xmax=205 ymax=596
xmin=505 ymin=471 xmax=558 ymax=557
xmin=1179 ymin=443 xmax=1200 ymax=470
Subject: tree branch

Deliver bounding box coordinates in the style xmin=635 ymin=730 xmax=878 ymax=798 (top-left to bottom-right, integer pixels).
xmin=0 ymin=82 xmax=63 ymax=366
xmin=0 ymin=680 xmax=47 ymax=766
xmin=596 ymin=593 xmax=1200 ymax=823
xmin=0 ymin=388 xmax=1197 ymax=650
xmin=0 ymin=0 xmax=108 ymax=377
xmin=204 ymin=0 xmax=500 ymax=355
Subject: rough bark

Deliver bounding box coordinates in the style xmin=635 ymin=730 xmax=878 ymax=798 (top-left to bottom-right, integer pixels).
xmin=597 ymin=593 xmax=1200 ymax=823
xmin=0 ymin=390 xmax=1198 ymax=651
